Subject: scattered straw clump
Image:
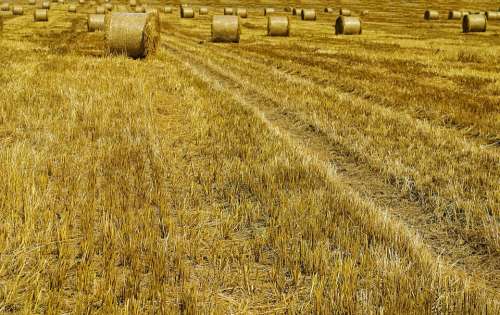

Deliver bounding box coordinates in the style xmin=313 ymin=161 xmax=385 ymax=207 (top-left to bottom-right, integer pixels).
xmin=211 ymin=15 xmax=240 ymax=43
xmin=34 ymin=8 xmax=48 ymax=21
xmin=224 ymin=8 xmax=233 ymax=15
xmin=264 ymin=8 xmax=275 ymax=16
xmin=267 ymin=16 xmax=289 ymax=36
xmin=336 ymin=16 xmax=362 ymax=35
xmin=462 ymin=14 xmax=487 ymax=32
xmin=339 ymin=8 xmax=351 ymax=16
xmin=424 ymin=10 xmax=439 ymax=20
xmin=235 ymin=8 xmax=247 ymax=18
xmin=105 ymin=12 xmax=160 ymax=58
xmin=88 ymin=14 xmax=105 ymax=32
xmin=180 ymin=6 xmax=194 ymax=18
xmin=361 ymin=10 xmax=369 ymax=16
xmin=12 ymin=5 xmax=23 ymax=15
xmin=301 ymin=9 xmax=316 ymax=21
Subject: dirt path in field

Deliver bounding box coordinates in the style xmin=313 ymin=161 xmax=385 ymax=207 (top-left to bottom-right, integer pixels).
xmin=160 ymin=30 xmax=500 ymax=292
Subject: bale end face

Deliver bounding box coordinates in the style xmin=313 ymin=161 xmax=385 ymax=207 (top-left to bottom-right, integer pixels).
xmin=211 ymin=15 xmax=240 ymax=43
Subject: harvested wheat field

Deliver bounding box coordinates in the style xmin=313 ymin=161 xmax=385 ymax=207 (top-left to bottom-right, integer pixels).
xmin=0 ymin=0 xmax=499 ymax=313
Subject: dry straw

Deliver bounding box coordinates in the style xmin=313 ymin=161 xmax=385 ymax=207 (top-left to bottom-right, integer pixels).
xmin=448 ymin=11 xmax=462 ymax=19
xmin=12 ymin=5 xmax=23 ymax=15
xmin=1 ymin=3 xmax=9 ymax=11
xmin=324 ymin=8 xmax=333 ymax=13
xmin=211 ymin=15 xmax=240 ymax=43
xmin=339 ymin=8 xmax=351 ymax=16
xmin=68 ymin=4 xmax=76 ymax=13
xmin=96 ymin=6 xmax=105 ymax=14
xmin=199 ymin=7 xmax=208 ymax=15
xmin=335 ymin=16 xmax=362 ymax=35
xmin=88 ymin=14 xmax=105 ymax=32
xmin=105 ymin=12 xmax=160 ymax=58
xmin=235 ymin=8 xmax=247 ymax=18
xmin=163 ymin=6 xmax=172 ymax=14
xmin=264 ymin=8 xmax=275 ymax=16
xmin=462 ymin=14 xmax=487 ymax=32
xmin=486 ymin=11 xmax=500 ymax=20
xmin=301 ymin=9 xmax=316 ymax=21
xmin=424 ymin=10 xmax=439 ymax=20
xmin=34 ymin=8 xmax=48 ymax=21
xmin=180 ymin=6 xmax=194 ymax=18
xmin=224 ymin=7 xmax=233 ymax=15
xmin=41 ymin=1 xmax=50 ymax=9
xmin=267 ymin=16 xmax=289 ymax=36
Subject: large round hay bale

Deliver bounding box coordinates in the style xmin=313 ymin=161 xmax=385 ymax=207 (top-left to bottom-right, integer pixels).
xmin=211 ymin=15 xmax=240 ymax=43
xmin=34 ymin=8 xmax=48 ymax=21
xmin=1 ymin=3 xmax=10 ymax=11
xmin=135 ymin=5 xmax=145 ymax=13
xmin=235 ymin=8 xmax=247 ymax=18
xmin=88 ymin=14 xmax=105 ymax=32
xmin=12 ymin=5 xmax=23 ymax=15
xmin=335 ymin=16 xmax=362 ymax=35
xmin=324 ymin=8 xmax=333 ymax=13
xmin=95 ymin=6 xmax=105 ymax=14
xmin=292 ymin=8 xmax=302 ymax=16
xmin=129 ymin=0 xmax=136 ymax=8
xmin=199 ymin=7 xmax=208 ymax=15
xmin=105 ymin=12 xmax=160 ymax=58
xmin=264 ymin=8 xmax=274 ymax=16
xmin=462 ymin=14 xmax=487 ymax=32
xmin=224 ymin=7 xmax=233 ymax=15
xmin=267 ymin=16 xmax=289 ymax=36
xmin=448 ymin=11 xmax=462 ymax=19
xmin=339 ymin=8 xmax=351 ymax=16
xmin=180 ymin=6 xmax=194 ymax=18
xmin=486 ymin=11 xmax=500 ymax=20
xmin=28 ymin=0 xmax=36 ymax=5
xmin=41 ymin=1 xmax=50 ymax=9
xmin=68 ymin=4 xmax=76 ymax=13
xmin=301 ymin=9 xmax=316 ymax=21
xmin=424 ymin=10 xmax=439 ymax=20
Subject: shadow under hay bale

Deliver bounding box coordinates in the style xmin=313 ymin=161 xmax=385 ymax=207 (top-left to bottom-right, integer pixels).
xmin=211 ymin=15 xmax=240 ymax=43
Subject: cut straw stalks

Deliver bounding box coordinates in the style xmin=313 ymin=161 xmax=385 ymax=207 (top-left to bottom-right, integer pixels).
xmin=88 ymin=13 xmax=105 ymax=32
xmin=462 ymin=14 xmax=487 ymax=32
xmin=105 ymin=12 xmax=160 ymax=58
xmin=12 ymin=5 xmax=23 ymax=15
xmin=235 ymin=8 xmax=247 ymax=18
xmin=424 ymin=10 xmax=439 ymax=20
xmin=33 ymin=8 xmax=48 ymax=21
xmin=301 ymin=9 xmax=316 ymax=21
xmin=335 ymin=16 xmax=362 ymax=35
xmin=267 ymin=16 xmax=289 ymax=36
xmin=180 ymin=6 xmax=194 ymax=18
xmin=211 ymin=15 xmax=240 ymax=43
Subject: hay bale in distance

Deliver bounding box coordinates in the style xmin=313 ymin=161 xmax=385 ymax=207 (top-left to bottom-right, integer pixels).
xmin=486 ymin=11 xmax=500 ymax=20
xmin=335 ymin=16 xmax=362 ymax=35
xmin=34 ymin=8 xmax=48 ymax=21
xmin=129 ymin=0 xmax=137 ymax=8
xmin=267 ymin=16 xmax=289 ymax=36
xmin=211 ymin=15 xmax=240 ymax=43
xmin=96 ymin=6 xmax=105 ymax=14
xmin=105 ymin=12 xmax=160 ymax=58
xmin=12 ymin=5 xmax=23 ymax=15
xmin=339 ymin=8 xmax=351 ymax=16
xmin=301 ymin=9 xmax=316 ymax=21
xmin=292 ymin=8 xmax=302 ymax=16
xmin=324 ymin=8 xmax=334 ymax=13
xmin=235 ymin=8 xmax=247 ymax=18
xmin=41 ymin=1 xmax=50 ymax=9
xmin=224 ymin=7 xmax=233 ymax=15
xmin=199 ymin=7 xmax=208 ymax=15
xmin=448 ymin=11 xmax=462 ymax=19
xmin=180 ymin=6 xmax=194 ymax=18
xmin=78 ymin=0 xmax=85 ymax=4
xmin=68 ymin=4 xmax=76 ymax=13
xmin=135 ymin=5 xmax=145 ymax=13
xmin=361 ymin=10 xmax=369 ymax=16
xmin=58 ymin=0 xmax=64 ymax=4
xmin=1 ymin=3 xmax=10 ymax=11
xmin=163 ymin=6 xmax=172 ymax=14
xmin=284 ymin=7 xmax=292 ymax=12
xmin=88 ymin=14 xmax=105 ymax=32
xmin=424 ymin=10 xmax=439 ymax=20
xmin=264 ymin=8 xmax=275 ymax=16
xmin=462 ymin=14 xmax=487 ymax=32
xmin=104 ymin=3 xmax=112 ymax=11
xmin=28 ymin=0 xmax=36 ymax=5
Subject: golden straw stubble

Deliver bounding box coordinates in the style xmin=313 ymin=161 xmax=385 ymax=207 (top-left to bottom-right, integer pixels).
xmin=211 ymin=15 xmax=240 ymax=43
xmin=335 ymin=16 xmax=362 ymax=35
xmin=267 ymin=16 xmax=290 ymax=36
xmin=105 ymin=12 xmax=160 ymax=58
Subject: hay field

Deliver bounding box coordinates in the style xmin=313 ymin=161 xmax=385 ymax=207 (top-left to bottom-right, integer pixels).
xmin=0 ymin=0 xmax=499 ymax=313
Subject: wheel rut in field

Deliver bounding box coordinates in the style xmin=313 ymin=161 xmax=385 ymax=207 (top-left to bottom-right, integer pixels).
xmin=160 ymin=34 xmax=500 ymax=292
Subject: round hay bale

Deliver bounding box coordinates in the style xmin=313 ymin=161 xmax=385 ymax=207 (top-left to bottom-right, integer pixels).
xmin=78 ymin=0 xmax=85 ymax=4
xmin=301 ymin=9 xmax=316 ymax=21
xmin=104 ymin=3 xmax=112 ymax=11
xmin=335 ymin=16 xmax=362 ymax=35
xmin=223 ymin=7 xmax=233 ymax=15
xmin=88 ymin=14 xmax=105 ymax=32
xmin=135 ymin=5 xmax=145 ymax=13
xmin=180 ymin=6 xmax=194 ymax=18
xmin=199 ymin=7 xmax=208 ymax=15
xmin=96 ymin=6 xmax=105 ymax=14
xmin=58 ymin=0 xmax=64 ymax=4
xmin=284 ymin=7 xmax=292 ymax=12
xmin=264 ymin=8 xmax=274 ymax=16
xmin=324 ymin=8 xmax=333 ymax=13
xmin=462 ymin=14 xmax=487 ymax=32
xmin=211 ymin=15 xmax=240 ymax=43
xmin=41 ymin=1 xmax=50 ymax=9
xmin=163 ymin=6 xmax=172 ymax=14
xmin=28 ymin=0 xmax=36 ymax=5
xmin=235 ymin=8 xmax=247 ymax=18
xmin=68 ymin=4 xmax=76 ymax=13
xmin=12 ymin=5 xmax=23 ymax=15
xmin=424 ymin=10 xmax=439 ymax=20
xmin=1 ymin=3 xmax=10 ymax=11
xmin=361 ymin=10 xmax=369 ymax=16
xmin=34 ymin=8 xmax=48 ymax=21
xmin=339 ymin=8 xmax=351 ymax=16
xmin=105 ymin=12 xmax=160 ymax=58
xmin=129 ymin=0 xmax=137 ymax=8
xmin=486 ymin=11 xmax=500 ymax=20
xmin=292 ymin=8 xmax=302 ymax=16
xmin=116 ymin=5 xmax=128 ymax=12
xmin=267 ymin=16 xmax=289 ymax=36
xmin=448 ymin=11 xmax=462 ymax=19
